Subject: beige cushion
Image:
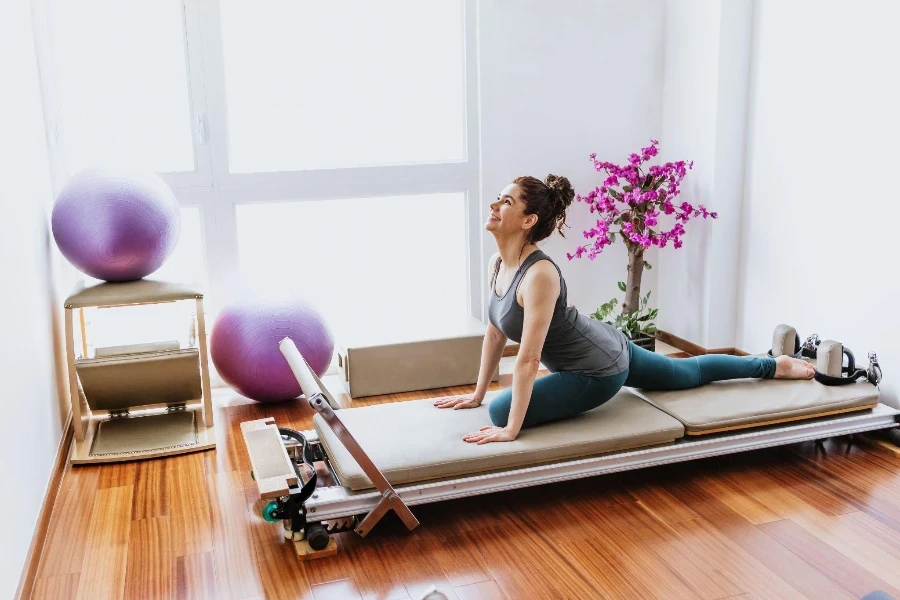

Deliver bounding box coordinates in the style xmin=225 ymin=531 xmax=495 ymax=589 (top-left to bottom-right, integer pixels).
xmin=635 ymin=377 xmax=879 ymax=435
xmin=76 ymin=349 xmax=201 ymax=411
xmin=65 ymin=278 xmax=203 ymax=308
xmin=314 ymin=389 xmax=684 ymax=491
xmin=91 ymin=411 xmax=197 ymax=456
xmin=336 ymin=317 xmax=499 ymax=398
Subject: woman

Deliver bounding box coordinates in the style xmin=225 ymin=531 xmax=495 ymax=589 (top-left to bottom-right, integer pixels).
xmin=434 ymin=174 xmax=815 ymax=445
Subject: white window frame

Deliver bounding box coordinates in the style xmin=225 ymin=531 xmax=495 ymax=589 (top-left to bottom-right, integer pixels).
xmin=33 ymin=0 xmax=484 ymax=324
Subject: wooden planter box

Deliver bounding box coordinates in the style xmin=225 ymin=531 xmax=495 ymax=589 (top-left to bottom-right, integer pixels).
xmin=629 ymin=332 xmax=657 ymax=352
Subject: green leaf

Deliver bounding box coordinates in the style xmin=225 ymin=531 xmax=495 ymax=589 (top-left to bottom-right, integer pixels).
xmin=608 ymin=189 xmax=622 ymax=200
xmin=608 ymin=232 xmax=616 ymax=243
xmin=623 ymin=185 xmax=633 ymax=193
xmin=645 ymin=325 xmax=658 ymax=334
xmin=643 ymin=261 xmax=653 ymax=270
xmin=617 ymin=281 xmax=626 ymax=292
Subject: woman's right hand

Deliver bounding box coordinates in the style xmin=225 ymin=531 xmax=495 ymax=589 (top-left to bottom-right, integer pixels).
xmin=433 ymin=394 xmax=483 ymax=410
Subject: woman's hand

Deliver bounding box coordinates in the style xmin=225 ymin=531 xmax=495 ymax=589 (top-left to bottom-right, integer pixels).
xmin=433 ymin=394 xmax=482 ymax=410
xmin=462 ymin=426 xmax=517 ymax=444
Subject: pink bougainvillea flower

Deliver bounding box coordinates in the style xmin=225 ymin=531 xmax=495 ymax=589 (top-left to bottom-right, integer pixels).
xmin=567 ymin=140 xmax=711 ymax=263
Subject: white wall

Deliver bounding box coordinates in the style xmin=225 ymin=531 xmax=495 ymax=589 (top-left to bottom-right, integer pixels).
xmin=736 ymin=0 xmax=899 ymax=408
xmin=0 ymin=0 xmax=67 ymax=596
xmin=477 ymin=0 xmax=664 ymax=319
xmin=656 ymin=0 xmax=754 ymax=348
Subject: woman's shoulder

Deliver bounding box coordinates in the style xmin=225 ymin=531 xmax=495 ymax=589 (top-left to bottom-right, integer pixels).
xmin=527 ymin=251 xmax=561 ymax=275
xmin=520 ymin=257 xmax=560 ymax=291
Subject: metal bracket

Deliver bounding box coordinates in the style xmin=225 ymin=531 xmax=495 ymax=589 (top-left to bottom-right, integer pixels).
xmin=307 ymin=392 xmax=420 ymax=537
xmin=167 ymin=403 xmax=187 ymax=413
xmin=306 ymin=441 xmax=327 ymax=463
xmin=109 ymin=409 xmax=130 ymax=419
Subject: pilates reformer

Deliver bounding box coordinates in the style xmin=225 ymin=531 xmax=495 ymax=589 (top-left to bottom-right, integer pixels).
xmin=241 ymin=325 xmax=897 ymax=559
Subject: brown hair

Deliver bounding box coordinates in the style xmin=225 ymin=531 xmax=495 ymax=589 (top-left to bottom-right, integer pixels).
xmin=513 ymin=174 xmax=575 ymax=244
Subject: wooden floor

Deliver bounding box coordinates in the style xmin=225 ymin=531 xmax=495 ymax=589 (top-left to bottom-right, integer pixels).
xmin=31 ymin=362 xmax=900 ymax=600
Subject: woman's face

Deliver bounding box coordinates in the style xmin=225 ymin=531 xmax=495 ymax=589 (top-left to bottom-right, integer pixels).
xmin=485 ymin=183 xmax=534 ymax=236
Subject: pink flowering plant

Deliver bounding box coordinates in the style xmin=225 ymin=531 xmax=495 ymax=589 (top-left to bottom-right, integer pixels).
xmin=567 ymin=139 xmax=718 ymax=338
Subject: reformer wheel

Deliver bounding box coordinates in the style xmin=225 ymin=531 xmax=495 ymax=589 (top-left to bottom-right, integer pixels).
xmin=306 ymin=523 xmax=330 ymax=550
xmin=261 ymin=500 xmax=281 ymax=523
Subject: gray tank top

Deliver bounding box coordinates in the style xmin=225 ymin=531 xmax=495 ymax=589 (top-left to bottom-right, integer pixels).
xmin=488 ymin=249 xmax=630 ymax=378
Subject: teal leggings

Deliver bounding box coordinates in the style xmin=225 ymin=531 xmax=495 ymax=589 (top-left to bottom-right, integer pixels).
xmin=488 ymin=341 xmax=777 ymax=429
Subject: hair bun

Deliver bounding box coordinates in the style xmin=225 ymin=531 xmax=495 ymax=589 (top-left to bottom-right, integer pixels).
xmin=545 ymin=174 xmax=575 ymax=210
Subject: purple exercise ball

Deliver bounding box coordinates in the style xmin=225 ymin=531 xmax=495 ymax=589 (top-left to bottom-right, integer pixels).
xmin=51 ymin=168 xmax=181 ymax=282
xmin=210 ymin=299 xmax=335 ymax=403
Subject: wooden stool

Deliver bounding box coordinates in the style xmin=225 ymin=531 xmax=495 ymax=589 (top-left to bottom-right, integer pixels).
xmin=64 ymin=278 xmax=216 ymax=464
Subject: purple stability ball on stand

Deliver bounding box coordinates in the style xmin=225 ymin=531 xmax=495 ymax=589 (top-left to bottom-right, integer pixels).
xmin=51 ymin=168 xmax=181 ymax=282
xmin=210 ymin=299 xmax=335 ymax=403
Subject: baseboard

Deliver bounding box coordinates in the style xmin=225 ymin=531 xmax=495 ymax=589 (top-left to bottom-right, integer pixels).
xmin=504 ymin=332 xmax=748 ymax=359
xmin=16 ymin=412 xmax=73 ymax=600
xmin=710 ymin=347 xmax=750 ymax=357
xmin=657 ymin=331 xmax=748 ymax=356
xmin=656 ymin=331 xmax=706 ymax=356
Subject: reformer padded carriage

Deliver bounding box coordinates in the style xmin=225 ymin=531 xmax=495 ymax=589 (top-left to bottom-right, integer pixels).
xmin=241 ymin=326 xmax=897 ymax=559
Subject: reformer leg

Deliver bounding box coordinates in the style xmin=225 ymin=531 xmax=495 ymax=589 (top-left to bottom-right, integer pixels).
xmin=307 ymin=392 xmax=420 ymax=536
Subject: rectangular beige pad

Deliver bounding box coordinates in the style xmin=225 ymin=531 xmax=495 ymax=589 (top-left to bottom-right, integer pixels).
xmin=314 ymin=389 xmax=684 ymax=491
xmin=76 ymin=349 xmax=201 ymax=411
xmin=336 ymin=317 xmax=499 ymax=398
xmin=91 ymin=411 xmax=197 ymax=456
xmin=636 ymin=378 xmax=880 ymax=435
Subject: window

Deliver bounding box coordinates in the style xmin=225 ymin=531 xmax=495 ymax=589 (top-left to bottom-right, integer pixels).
xmin=236 ymin=193 xmax=469 ymax=339
xmin=36 ymin=0 xmax=481 ymax=351
xmin=47 ymin=0 xmax=195 ymax=176
xmin=219 ymin=0 xmax=466 ymax=173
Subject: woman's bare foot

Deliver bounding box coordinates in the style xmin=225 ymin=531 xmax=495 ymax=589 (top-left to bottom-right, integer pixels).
xmin=774 ymin=355 xmax=816 ymax=379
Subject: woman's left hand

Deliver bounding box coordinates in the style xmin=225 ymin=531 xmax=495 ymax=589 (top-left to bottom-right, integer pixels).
xmin=463 ymin=426 xmax=517 ymax=444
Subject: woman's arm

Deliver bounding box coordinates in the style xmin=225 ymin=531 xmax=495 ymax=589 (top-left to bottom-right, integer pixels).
xmin=474 ymin=252 xmax=507 ymax=401
xmin=473 ymin=322 xmax=507 ymax=402
xmin=435 ymin=253 xmax=507 ymax=409
xmin=503 ymin=264 xmax=558 ymax=436
xmin=463 ymin=261 xmax=559 ymax=443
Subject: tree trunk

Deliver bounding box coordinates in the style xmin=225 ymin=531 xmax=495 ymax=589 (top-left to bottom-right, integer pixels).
xmin=623 ymin=246 xmax=644 ymax=315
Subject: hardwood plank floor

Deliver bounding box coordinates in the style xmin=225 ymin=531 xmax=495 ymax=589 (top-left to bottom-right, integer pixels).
xmin=30 ymin=357 xmax=900 ymax=600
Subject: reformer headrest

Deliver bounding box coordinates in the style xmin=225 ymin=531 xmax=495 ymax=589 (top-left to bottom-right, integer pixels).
xmin=814 ymin=339 xmax=882 ymax=386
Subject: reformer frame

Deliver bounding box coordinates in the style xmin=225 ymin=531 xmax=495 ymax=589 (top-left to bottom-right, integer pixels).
xmin=241 ymin=339 xmax=900 ymax=555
